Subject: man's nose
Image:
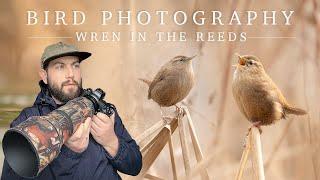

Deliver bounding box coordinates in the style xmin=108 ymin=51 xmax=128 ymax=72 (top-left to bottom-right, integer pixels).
xmin=66 ymin=66 xmax=74 ymax=78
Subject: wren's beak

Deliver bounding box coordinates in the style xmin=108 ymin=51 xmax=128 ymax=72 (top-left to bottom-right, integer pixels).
xmin=186 ymin=55 xmax=197 ymax=61
xmin=236 ymin=53 xmax=245 ymax=66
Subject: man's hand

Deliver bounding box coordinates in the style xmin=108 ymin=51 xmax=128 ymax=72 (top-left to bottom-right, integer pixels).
xmin=90 ymin=112 xmax=119 ymax=157
xmin=65 ymin=117 xmax=92 ymax=153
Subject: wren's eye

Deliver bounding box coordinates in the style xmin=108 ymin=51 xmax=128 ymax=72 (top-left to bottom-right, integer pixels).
xmin=247 ymin=60 xmax=254 ymax=66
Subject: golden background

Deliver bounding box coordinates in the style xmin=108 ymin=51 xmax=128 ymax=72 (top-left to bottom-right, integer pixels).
xmin=0 ymin=0 xmax=319 ymax=179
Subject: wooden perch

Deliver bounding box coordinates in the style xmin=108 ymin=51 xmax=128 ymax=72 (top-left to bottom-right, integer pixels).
xmin=178 ymin=111 xmax=191 ymax=176
xmin=250 ymin=127 xmax=265 ymax=180
xmin=132 ymin=127 xmax=171 ymax=179
xmin=168 ymin=128 xmax=178 ymax=180
xmin=182 ymin=106 xmax=209 ymax=180
xmin=126 ymin=106 xmax=207 ymax=180
xmin=136 ymin=118 xmax=167 ymax=144
xmin=235 ymin=127 xmax=265 ymax=180
xmin=235 ymin=134 xmax=251 ymax=180
xmin=126 ymin=116 xmax=179 ymax=180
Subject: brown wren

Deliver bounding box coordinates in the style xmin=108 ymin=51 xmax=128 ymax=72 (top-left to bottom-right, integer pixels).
xmin=140 ymin=55 xmax=196 ymax=109
xmin=232 ymin=54 xmax=307 ymax=130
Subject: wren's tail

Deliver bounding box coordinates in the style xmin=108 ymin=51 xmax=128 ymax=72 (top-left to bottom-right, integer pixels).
xmin=284 ymin=105 xmax=307 ymax=115
xmin=138 ymin=78 xmax=152 ymax=87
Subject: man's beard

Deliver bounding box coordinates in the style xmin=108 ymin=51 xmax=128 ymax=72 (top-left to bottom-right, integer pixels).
xmin=47 ymin=79 xmax=83 ymax=104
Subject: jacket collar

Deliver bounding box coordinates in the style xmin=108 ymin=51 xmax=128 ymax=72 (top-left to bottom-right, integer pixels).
xmin=33 ymin=80 xmax=58 ymax=108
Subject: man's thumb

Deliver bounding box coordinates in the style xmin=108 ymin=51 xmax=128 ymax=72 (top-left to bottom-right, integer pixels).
xmin=83 ymin=117 xmax=92 ymax=132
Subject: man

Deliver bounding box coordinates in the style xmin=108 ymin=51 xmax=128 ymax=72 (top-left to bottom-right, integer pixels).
xmin=1 ymin=42 xmax=142 ymax=180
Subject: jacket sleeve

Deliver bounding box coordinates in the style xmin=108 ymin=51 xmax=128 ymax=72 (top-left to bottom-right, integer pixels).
xmin=104 ymin=109 xmax=142 ymax=176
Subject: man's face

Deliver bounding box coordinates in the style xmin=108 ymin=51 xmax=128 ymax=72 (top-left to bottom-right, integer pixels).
xmin=44 ymin=56 xmax=82 ymax=104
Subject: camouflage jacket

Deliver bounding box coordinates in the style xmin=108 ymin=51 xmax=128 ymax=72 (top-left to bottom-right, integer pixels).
xmin=1 ymin=81 xmax=142 ymax=180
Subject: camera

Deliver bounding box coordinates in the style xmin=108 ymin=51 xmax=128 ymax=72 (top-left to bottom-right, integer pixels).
xmin=2 ymin=88 xmax=115 ymax=178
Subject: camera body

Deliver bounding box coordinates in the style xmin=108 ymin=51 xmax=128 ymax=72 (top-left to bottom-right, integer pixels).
xmin=83 ymin=88 xmax=115 ymax=116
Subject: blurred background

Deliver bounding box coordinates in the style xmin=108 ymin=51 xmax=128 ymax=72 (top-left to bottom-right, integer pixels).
xmin=0 ymin=0 xmax=319 ymax=179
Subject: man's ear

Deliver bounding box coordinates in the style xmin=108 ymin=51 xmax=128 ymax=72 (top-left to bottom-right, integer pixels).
xmin=39 ymin=69 xmax=48 ymax=84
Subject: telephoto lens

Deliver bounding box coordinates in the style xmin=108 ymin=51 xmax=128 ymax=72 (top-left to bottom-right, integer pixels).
xmin=2 ymin=88 xmax=115 ymax=178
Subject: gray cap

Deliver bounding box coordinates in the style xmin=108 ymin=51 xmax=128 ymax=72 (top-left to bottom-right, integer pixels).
xmin=41 ymin=42 xmax=91 ymax=69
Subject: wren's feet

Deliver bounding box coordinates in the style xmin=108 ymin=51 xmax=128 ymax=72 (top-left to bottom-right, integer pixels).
xmin=160 ymin=105 xmax=185 ymax=124
xmin=242 ymin=136 xmax=249 ymax=148
xmin=174 ymin=105 xmax=185 ymax=119
xmin=247 ymin=121 xmax=263 ymax=136
xmin=243 ymin=121 xmax=262 ymax=147
xmin=160 ymin=107 xmax=172 ymax=123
